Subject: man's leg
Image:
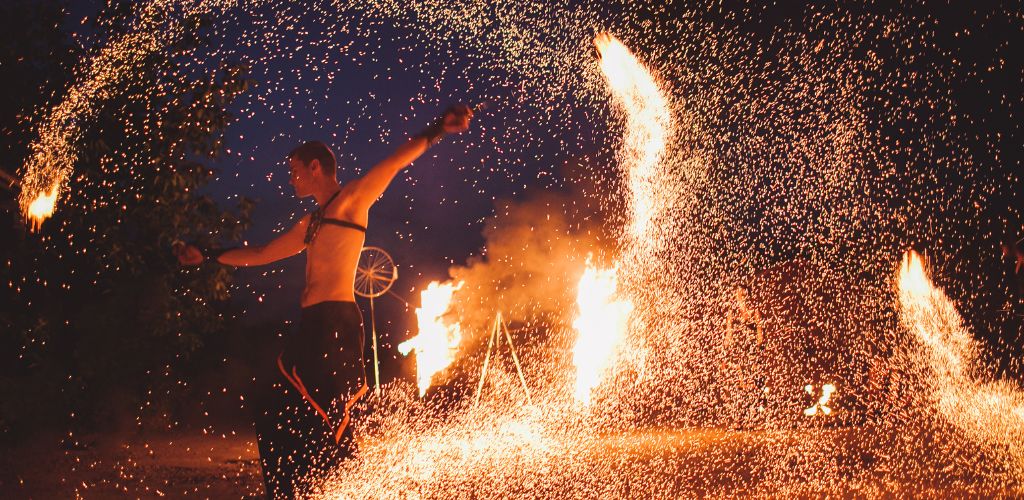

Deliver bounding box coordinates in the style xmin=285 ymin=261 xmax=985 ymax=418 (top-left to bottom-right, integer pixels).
xmin=254 ymin=372 xmax=302 ymax=498
xmin=256 ymin=370 xmax=346 ymax=498
xmin=263 ymin=301 xmax=365 ymax=495
xmin=330 ymin=302 xmax=368 ymax=462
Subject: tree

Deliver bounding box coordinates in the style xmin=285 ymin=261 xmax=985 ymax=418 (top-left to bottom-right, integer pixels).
xmin=0 ymin=1 xmax=254 ymax=437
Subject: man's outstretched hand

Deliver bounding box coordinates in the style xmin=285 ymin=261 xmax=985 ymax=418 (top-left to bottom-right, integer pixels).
xmin=442 ymin=104 xmax=473 ymax=134
xmin=173 ymin=242 xmax=204 ymax=266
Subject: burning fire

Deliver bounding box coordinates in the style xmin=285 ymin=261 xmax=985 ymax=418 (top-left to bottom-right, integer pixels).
xmin=25 ymin=186 xmax=59 ymax=232
xmin=594 ymin=32 xmax=673 ymax=242
xmin=897 ymin=250 xmax=1024 ymax=466
xmin=398 ymin=281 xmax=464 ymax=397
xmin=572 ymin=264 xmax=634 ymax=404
xmin=803 ymin=383 xmax=836 ymax=416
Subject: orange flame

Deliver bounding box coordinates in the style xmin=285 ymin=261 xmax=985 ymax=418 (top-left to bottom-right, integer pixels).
xmin=803 ymin=383 xmax=836 ymax=416
xmin=398 ymin=281 xmax=464 ymax=397
xmin=25 ymin=185 xmax=59 ymax=232
xmin=572 ymin=264 xmax=634 ymax=404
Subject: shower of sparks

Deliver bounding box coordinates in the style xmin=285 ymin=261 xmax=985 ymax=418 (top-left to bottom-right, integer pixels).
xmin=897 ymin=251 xmax=1024 ymax=472
xmin=594 ymin=32 xmax=674 ymax=248
xmin=572 ymin=263 xmax=633 ymax=404
xmin=9 ymin=0 xmax=1024 ymax=496
xmin=398 ymin=280 xmax=464 ymax=397
xmin=16 ymin=0 xmax=233 ymax=227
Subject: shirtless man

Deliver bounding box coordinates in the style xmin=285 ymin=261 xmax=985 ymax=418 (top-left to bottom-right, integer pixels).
xmin=175 ymin=105 xmax=473 ymax=498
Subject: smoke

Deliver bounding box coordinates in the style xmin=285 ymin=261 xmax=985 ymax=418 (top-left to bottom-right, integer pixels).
xmin=425 ymin=161 xmax=618 ymax=396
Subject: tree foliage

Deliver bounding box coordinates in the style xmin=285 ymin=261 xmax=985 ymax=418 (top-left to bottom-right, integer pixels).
xmin=0 ymin=1 xmax=254 ymax=437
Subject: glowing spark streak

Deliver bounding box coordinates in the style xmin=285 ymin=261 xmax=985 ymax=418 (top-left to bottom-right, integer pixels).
xmin=398 ymin=281 xmax=464 ymax=397
xmin=897 ymin=251 xmax=1024 ymax=466
xmin=17 ymin=0 xmax=235 ymax=228
xmin=594 ymin=32 xmax=673 ymax=243
xmin=572 ymin=264 xmax=633 ymax=404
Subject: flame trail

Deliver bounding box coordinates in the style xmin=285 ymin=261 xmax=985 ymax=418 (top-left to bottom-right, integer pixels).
xmin=398 ymin=281 xmax=464 ymax=397
xmin=16 ymin=0 xmax=235 ymax=230
xmin=589 ymin=32 xmax=673 ymax=407
xmin=897 ymin=250 xmax=1024 ymax=471
xmin=572 ymin=264 xmax=634 ymax=404
xmin=594 ymin=32 xmax=673 ymax=245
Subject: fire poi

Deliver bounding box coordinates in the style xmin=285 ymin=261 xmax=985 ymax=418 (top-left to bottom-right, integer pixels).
xmin=7 ymin=1 xmax=1023 ymax=497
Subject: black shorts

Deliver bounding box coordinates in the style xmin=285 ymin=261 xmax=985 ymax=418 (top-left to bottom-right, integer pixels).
xmin=255 ymin=301 xmax=366 ymax=498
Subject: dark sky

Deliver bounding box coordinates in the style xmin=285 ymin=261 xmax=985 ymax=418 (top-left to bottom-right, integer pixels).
xmin=226 ymin=27 xmax=580 ymax=288
xmin=38 ymin=0 xmax=628 ymax=385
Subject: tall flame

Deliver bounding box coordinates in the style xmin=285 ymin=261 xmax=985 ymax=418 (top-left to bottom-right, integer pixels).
xmin=26 ymin=186 xmax=59 ymax=232
xmin=572 ymin=264 xmax=634 ymax=404
xmin=594 ymin=32 xmax=672 ymax=242
xmin=592 ymin=33 xmax=671 ymax=392
xmin=398 ymin=281 xmax=464 ymax=397
xmin=897 ymin=250 xmax=1024 ymax=466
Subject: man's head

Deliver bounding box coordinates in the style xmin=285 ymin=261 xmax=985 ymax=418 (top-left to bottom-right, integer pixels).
xmin=288 ymin=141 xmax=337 ymax=197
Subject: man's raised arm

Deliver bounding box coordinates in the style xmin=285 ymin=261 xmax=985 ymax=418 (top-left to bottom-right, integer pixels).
xmin=350 ymin=105 xmax=473 ymax=210
xmin=175 ymin=215 xmax=309 ymax=267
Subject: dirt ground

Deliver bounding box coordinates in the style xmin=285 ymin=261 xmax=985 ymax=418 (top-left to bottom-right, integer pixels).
xmin=2 ymin=425 xmax=1021 ymax=498
xmin=0 ymin=428 xmax=264 ymax=498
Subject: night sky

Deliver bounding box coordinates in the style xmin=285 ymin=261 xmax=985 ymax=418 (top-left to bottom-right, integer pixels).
xmin=134 ymin=1 xmax=620 ymax=379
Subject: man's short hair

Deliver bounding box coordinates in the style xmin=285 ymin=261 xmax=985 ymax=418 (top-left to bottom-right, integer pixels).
xmin=289 ymin=141 xmax=337 ymax=175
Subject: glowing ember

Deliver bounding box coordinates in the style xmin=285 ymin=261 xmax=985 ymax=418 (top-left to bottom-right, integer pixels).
xmin=25 ymin=186 xmax=59 ymax=232
xmin=594 ymin=32 xmax=673 ymax=242
xmin=572 ymin=264 xmax=634 ymax=404
xmin=803 ymin=383 xmax=836 ymax=416
xmin=398 ymin=281 xmax=464 ymax=397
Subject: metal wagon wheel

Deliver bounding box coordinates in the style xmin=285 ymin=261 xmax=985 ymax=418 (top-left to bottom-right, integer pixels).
xmin=354 ymin=246 xmax=398 ymax=393
xmin=354 ymin=246 xmax=397 ymax=299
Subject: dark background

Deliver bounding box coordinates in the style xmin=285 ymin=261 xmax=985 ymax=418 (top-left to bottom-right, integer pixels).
xmin=1 ymin=0 xmax=1020 ymax=438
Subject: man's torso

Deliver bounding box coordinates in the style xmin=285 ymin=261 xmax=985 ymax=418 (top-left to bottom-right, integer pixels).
xmin=302 ymin=182 xmax=367 ymax=307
